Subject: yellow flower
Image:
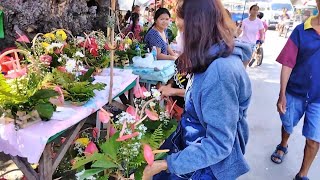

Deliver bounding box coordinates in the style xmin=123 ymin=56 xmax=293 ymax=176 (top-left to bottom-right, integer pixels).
xmin=56 ymin=30 xmax=67 ymax=41
xmin=44 ymin=33 xmax=56 ymax=40
xmin=75 ymin=138 xmax=90 ymax=147
xmin=125 ymin=37 xmax=132 ymax=45
xmin=41 ymin=42 xmax=50 ymax=48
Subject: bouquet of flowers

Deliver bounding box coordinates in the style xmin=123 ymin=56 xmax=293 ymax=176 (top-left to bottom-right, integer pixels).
xmin=0 ymin=72 xmax=59 ymax=128
xmin=72 ymin=88 xmax=178 ymax=180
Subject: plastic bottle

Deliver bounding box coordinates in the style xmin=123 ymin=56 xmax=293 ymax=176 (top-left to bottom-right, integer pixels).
xmin=135 ymin=45 xmax=141 ymax=57
xmin=151 ymin=46 xmax=157 ymax=61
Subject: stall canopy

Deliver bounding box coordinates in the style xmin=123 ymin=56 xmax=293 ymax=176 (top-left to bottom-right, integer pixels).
xmin=118 ymin=0 xmax=154 ymax=10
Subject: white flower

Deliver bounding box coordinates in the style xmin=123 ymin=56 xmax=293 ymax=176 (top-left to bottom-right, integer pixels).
xmin=75 ymin=51 xmax=85 ymax=58
xmin=116 ymin=112 xmax=136 ymax=124
xmin=77 ymin=36 xmax=85 ymax=43
xmin=46 ymin=43 xmax=64 ymax=51
xmin=151 ymin=89 xmax=161 ymax=100
xmin=51 ymin=43 xmax=64 ymax=48
xmin=149 ymin=102 xmax=156 ymax=107
xmin=57 ymin=57 xmax=62 ymax=62
xmin=78 ymin=65 xmax=85 ymax=71
xmin=65 ymin=59 xmax=76 ymax=73
xmin=116 ymin=36 xmax=122 ymax=41
xmin=143 ymin=91 xmax=151 ymax=98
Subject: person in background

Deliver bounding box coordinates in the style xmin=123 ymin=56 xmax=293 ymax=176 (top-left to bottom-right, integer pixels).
xmin=237 ymin=4 xmax=265 ymax=67
xmin=132 ymin=5 xmax=141 ymax=14
xmin=122 ymin=13 xmax=143 ymax=41
xmin=271 ymin=1 xmax=320 ymax=180
xmin=121 ymin=10 xmax=132 ymax=29
xmin=257 ymin=12 xmax=268 ymax=42
xmin=144 ymin=8 xmax=178 ymax=60
xmin=159 ymin=15 xmax=186 ymax=120
xmin=277 ymin=8 xmax=290 ymax=32
xmin=142 ymin=0 xmax=252 ymax=179
xmin=238 ymin=4 xmax=265 ymax=51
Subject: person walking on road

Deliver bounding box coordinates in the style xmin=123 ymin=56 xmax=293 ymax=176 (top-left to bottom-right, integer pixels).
xmin=237 ymin=4 xmax=265 ymax=67
xmin=271 ymin=1 xmax=320 ymax=179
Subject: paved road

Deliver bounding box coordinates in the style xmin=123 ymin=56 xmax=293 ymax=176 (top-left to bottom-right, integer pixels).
xmin=240 ymin=30 xmax=320 ymax=180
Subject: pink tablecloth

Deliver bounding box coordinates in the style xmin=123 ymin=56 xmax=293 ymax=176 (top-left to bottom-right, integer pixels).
xmin=0 ymin=69 xmax=137 ymax=163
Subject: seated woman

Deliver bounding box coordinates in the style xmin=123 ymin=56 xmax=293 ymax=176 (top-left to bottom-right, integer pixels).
xmin=144 ymin=8 xmax=177 ymax=60
xmin=122 ymin=13 xmax=143 ymax=41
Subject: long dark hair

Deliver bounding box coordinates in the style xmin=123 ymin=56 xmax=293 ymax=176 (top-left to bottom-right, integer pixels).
xmin=130 ymin=13 xmax=140 ymax=33
xmin=176 ymin=0 xmax=236 ymax=73
xmin=146 ymin=8 xmax=171 ymax=34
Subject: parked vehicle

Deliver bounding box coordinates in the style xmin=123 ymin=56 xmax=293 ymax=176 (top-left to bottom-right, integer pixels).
xmin=263 ymin=0 xmax=294 ymax=29
xmin=222 ymin=0 xmax=249 ymax=22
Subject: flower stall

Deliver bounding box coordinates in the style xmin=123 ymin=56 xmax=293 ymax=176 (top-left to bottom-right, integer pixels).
xmin=0 ymin=28 xmax=140 ymax=180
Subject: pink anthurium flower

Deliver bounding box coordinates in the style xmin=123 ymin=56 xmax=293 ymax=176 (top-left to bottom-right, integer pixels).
xmin=98 ymin=110 xmax=110 ymax=123
xmin=16 ymin=34 xmax=30 ymax=43
xmin=119 ymin=120 xmax=127 ymax=138
xmin=92 ymin=127 xmax=99 ymax=139
xmin=109 ymin=125 xmax=117 ymax=137
xmin=98 ymin=108 xmax=113 ymax=123
xmin=126 ymin=106 xmax=140 ymax=121
xmin=84 ymin=142 xmax=98 ymax=156
xmin=145 ymin=109 xmax=159 ymax=121
xmin=165 ymin=99 xmax=177 ymax=118
xmin=49 ymin=86 xmax=64 ymax=106
xmin=5 ymin=67 xmax=27 ymax=79
xmin=143 ymin=144 xmax=154 ymax=166
xmin=116 ymin=132 xmax=140 ymax=142
xmin=133 ymin=84 xmax=148 ymax=99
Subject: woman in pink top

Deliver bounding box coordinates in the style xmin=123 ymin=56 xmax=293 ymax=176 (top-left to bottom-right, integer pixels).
xmin=238 ymin=4 xmax=265 ymax=50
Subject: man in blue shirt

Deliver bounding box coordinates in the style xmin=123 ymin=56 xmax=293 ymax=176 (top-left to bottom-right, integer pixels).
xmin=271 ymin=1 xmax=320 ymax=179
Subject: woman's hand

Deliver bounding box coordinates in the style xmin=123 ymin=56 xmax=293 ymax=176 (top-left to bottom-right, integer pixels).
xmin=159 ymin=85 xmax=176 ymax=97
xmin=142 ymin=160 xmax=168 ymax=180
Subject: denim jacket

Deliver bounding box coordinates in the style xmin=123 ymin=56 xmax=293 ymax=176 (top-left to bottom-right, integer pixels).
xmin=166 ymin=41 xmax=252 ymax=180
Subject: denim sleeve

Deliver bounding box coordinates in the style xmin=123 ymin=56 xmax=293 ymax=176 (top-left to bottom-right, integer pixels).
xmin=166 ymin=79 xmax=239 ymax=175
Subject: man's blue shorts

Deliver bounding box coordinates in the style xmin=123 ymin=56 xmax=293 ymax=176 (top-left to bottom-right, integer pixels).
xmin=280 ymin=92 xmax=320 ymax=143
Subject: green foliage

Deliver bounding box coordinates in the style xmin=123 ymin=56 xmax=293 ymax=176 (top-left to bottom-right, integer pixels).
xmin=0 ymin=74 xmax=58 ymax=120
xmin=91 ymin=160 xmax=118 ymax=169
xmin=168 ymin=22 xmax=178 ymax=43
xmin=72 ymin=153 xmax=106 ymax=170
xmin=100 ymin=132 xmax=121 ymax=160
xmin=78 ymin=67 xmax=95 ymax=82
xmin=46 ymin=69 xmax=106 ymax=103
xmin=79 ymin=168 xmax=105 ymax=180
xmin=149 ymin=124 xmax=164 ymax=149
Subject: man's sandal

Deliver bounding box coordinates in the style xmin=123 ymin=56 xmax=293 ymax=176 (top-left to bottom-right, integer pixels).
xmin=271 ymin=144 xmax=288 ymax=164
xmin=293 ymin=174 xmax=309 ymax=180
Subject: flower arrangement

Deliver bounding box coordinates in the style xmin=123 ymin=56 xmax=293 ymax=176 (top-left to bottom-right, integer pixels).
xmin=72 ymin=88 xmax=178 ymax=180
xmin=78 ymin=31 xmax=111 ymax=70
xmin=0 ymin=72 xmax=59 ymax=127
xmin=0 ymin=29 xmax=108 ymax=128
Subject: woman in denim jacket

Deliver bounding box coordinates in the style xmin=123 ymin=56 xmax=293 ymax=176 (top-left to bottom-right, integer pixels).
xmin=142 ymin=0 xmax=253 ymax=179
